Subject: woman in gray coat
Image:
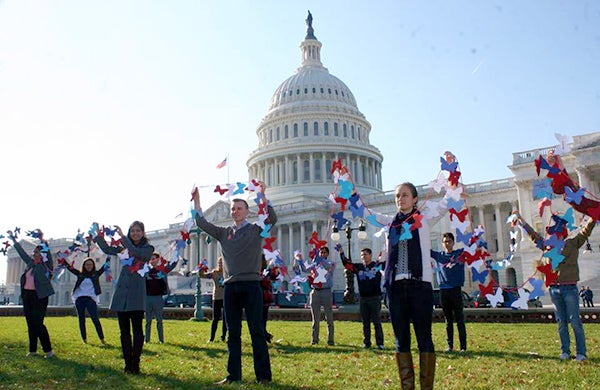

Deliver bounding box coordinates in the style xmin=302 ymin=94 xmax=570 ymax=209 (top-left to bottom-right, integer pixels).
xmin=95 ymin=221 xmax=154 ymax=374
xmin=9 ymin=230 xmax=55 ymax=358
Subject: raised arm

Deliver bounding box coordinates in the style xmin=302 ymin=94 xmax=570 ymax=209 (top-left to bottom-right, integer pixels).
xmin=10 ymin=238 xmax=34 ymax=266
xmin=515 ymin=212 xmax=544 ymax=248
xmin=192 ymin=188 xmax=226 ymax=239
xmin=94 ymin=234 xmax=123 ymax=256
xmin=120 ymin=236 xmax=154 ymax=262
xmin=572 ymin=218 xmax=596 ymax=249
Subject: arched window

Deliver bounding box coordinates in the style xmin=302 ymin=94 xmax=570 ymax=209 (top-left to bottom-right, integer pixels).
xmin=315 ymin=159 xmax=321 ymax=181
xmin=343 ymin=124 xmax=347 ymax=137
xmin=506 ymin=268 xmax=517 ymax=288
xmin=351 ymin=125 xmax=355 ymax=139
xmin=303 ymin=122 xmax=308 ymax=136
xmin=334 ymin=122 xmax=339 ymax=136
xmin=276 ymin=127 xmax=280 ymax=141
xmin=303 ymin=160 xmax=310 ymax=182
xmin=269 ymin=129 xmax=273 ymax=143
xmin=324 ymin=122 xmax=329 ymax=135
xmin=326 ymin=159 xmax=332 ymax=182
xmin=284 ymin=125 xmax=289 ymax=139
xmin=313 ymin=121 xmax=319 ymax=136
xmin=293 ymin=123 xmax=298 ymax=137
xmin=357 ymin=126 xmax=361 ymax=140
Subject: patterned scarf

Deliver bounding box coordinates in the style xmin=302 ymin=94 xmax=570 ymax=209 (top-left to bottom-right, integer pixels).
xmin=384 ymin=209 xmax=422 ymax=287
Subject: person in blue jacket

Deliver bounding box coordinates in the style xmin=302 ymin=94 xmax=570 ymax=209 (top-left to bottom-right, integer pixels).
xmin=431 ymin=232 xmax=466 ymax=353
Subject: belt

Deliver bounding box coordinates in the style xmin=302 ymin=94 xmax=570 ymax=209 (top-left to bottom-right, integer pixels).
xmin=394 ymin=273 xmax=422 ymax=282
xmin=313 ymin=287 xmax=331 ymax=291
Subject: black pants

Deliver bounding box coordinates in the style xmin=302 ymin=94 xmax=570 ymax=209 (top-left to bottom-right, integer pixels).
xmin=440 ymin=287 xmax=467 ymax=350
xmin=117 ymin=311 xmax=144 ymax=373
xmin=210 ymin=299 xmax=227 ymax=341
xmin=359 ymin=295 xmax=384 ymax=347
xmin=22 ymin=289 xmax=52 ymax=353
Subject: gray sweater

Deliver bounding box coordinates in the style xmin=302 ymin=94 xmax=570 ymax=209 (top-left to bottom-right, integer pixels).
xmin=95 ymin=235 xmax=154 ymax=312
xmin=195 ymin=206 xmax=277 ymax=284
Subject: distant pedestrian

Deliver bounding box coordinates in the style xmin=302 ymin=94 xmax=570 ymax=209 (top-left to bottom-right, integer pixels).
xmin=584 ymin=286 xmax=594 ymax=307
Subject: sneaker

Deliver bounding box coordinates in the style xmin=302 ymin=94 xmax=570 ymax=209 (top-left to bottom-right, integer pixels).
xmin=100 ymin=339 xmax=107 ymax=345
xmin=363 ymin=344 xmax=371 ymax=349
xmin=559 ymin=353 xmax=571 ymax=360
xmin=377 ymin=345 xmax=384 ymax=350
xmin=445 ymin=348 xmax=454 ymax=353
xmin=82 ymin=339 xmax=87 ymax=344
xmin=26 ymin=352 xmax=38 ymax=357
xmin=44 ymin=351 xmax=55 ymax=359
xmin=327 ymin=341 xmax=335 ymax=346
xmin=575 ymin=354 xmax=587 ymax=362
xmin=459 ymin=349 xmax=466 ymax=353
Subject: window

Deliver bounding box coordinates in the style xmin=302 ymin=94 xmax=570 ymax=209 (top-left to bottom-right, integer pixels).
xmin=334 ymin=122 xmax=339 ymax=136
xmin=304 ymin=88 xmax=308 ymax=94
xmin=343 ymin=124 xmax=347 ymax=137
xmin=293 ymin=123 xmax=298 ymax=137
xmin=320 ymin=87 xmax=324 ymax=93
xmin=326 ymin=160 xmax=332 ymax=181
xmin=315 ymin=159 xmax=321 ymax=181
xmin=324 ymin=122 xmax=329 ymax=135
xmin=335 ymin=90 xmax=338 ymax=95
xmin=312 ymin=87 xmax=316 ymax=93
xmin=328 ymin=88 xmax=331 ymax=94
xmin=284 ymin=125 xmax=289 ymax=139
xmin=276 ymin=127 xmax=280 ymax=141
xmin=357 ymin=126 xmax=361 ymax=140
xmin=351 ymin=125 xmax=355 ymax=139
xmin=288 ymin=90 xmax=292 ymax=96
xmin=303 ymin=122 xmax=308 ymax=136
xmin=303 ymin=160 xmax=310 ymax=182
xmin=313 ymin=121 xmax=319 ymax=136
xmin=269 ymin=129 xmax=273 ymax=143
xmin=296 ymin=89 xmax=300 ymax=95
xmin=293 ymin=161 xmax=298 ymax=183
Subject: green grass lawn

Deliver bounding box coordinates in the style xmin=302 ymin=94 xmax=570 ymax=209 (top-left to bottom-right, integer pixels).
xmin=0 ymin=316 xmax=599 ymax=389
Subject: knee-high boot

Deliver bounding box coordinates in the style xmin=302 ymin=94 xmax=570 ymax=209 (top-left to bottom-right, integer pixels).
xmin=395 ymin=352 xmax=415 ymax=390
xmin=419 ymin=352 xmax=436 ymax=390
xmin=120 ymin=334 xmax=133 ymax=373
xmin=131 ymin=333 xmax=144 ymax=374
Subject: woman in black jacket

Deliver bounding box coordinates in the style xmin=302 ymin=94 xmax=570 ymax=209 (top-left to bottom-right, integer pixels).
xmin=66 ymin=257 xmax=109 ymax=344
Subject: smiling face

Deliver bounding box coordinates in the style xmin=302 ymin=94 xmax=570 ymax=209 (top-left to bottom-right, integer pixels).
xmin=442 ymin=235 xmax=455 ymax=253
xmin=33 ymin=247 xmax=43 ymax=262
xmin=360 ymin=249 xmax=372 ymax=265
xmin=128 ymin=222 xmax=145 ymax=244
xmin=230 ymin=200 xmax=250 ymax=225
xmin=395 ymin=184 xmax=418 ymax=214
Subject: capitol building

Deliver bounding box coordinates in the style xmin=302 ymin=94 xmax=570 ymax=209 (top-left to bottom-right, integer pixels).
xmin=4 ymin=15 xmax=600 ymax=307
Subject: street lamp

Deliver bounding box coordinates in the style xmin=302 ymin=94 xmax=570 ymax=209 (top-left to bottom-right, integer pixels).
xmin=189 ymin=226 xmax=205 ymax=321
xmin=331 ymin=220 xmax=367 ymax=304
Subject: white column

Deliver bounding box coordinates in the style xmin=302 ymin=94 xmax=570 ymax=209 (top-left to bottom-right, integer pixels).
xmin=357 ymin=157 xmax=363 ymax=185
xmin=263 ymin=161 xmax=268 ymax=184
xmin=285 ymin=156 xmax=290 ymax=185
xmin=288 ymin=224 xmax=294 ymax=264
xmin=309 ymin=153 xmax=315 ymax=183
xmin=478 ymin=206 xmax=485 ymax=227
xmin=277 ymin=226 xmax=283 ymax=251
xmin=296 ymin=154 xmax=301 ymax=184
xmin=300 ymin=222 xmax=306 ymax=256
xmin=494 ymin=204 xmax=505 ymax=256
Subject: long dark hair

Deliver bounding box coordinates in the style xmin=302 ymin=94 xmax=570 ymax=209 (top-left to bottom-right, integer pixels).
xmin=80 ymin=257 xmax=97 ymax=274
xmin=128 ymin=220 xmax=149 ymax=246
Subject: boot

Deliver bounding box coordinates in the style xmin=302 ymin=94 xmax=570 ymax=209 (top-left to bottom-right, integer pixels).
xmin=120 ymin=334 xmax=133 ymax=373
xmin=131 ymin=333 xmax=144 ymax=374
xmin=395 ymin=352 xmax=415 ymax=390
xmin=419 ymin=352 xmax=436 ymax=390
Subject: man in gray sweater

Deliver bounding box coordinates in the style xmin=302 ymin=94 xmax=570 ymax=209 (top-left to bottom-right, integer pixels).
xmin=194 ymin=182 xmax=276 ymax=385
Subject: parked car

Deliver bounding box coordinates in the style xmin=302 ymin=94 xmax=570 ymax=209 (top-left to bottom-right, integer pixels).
xmin=469 ymin=288 xmax=542 ymax=308
xmin=433 ymin=289 xmax=474 ymax=309
xmin=163 ymin=294 xmax=196 ymax=308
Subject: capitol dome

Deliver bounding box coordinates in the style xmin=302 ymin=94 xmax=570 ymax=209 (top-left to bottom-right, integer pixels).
xmin=247 ymin=13 xmax=383 ymax=202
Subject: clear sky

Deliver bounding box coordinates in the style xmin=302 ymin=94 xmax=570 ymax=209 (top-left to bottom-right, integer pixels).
xmin=1 ymin=1 xmax=599 ymax=283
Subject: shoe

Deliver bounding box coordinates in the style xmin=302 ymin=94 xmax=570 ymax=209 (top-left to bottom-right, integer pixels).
xmin=44 ymin=351 xmax=55 ymax=359
xmin=311 ymin=341 xmax=318 ymax=345
xmin=208 ymin=339 xmax=214 ymax=343
xmin=327 ymin=341 xmax=335 ymax=346
xmin=377 ymin=345 xmax=384 ymax=350
xmin=575 ymin=354 xmax=587 ymax=362
xmin=445 ymin=348 xmax=453 ymax=353
xmin=215 ymin=378 xmax=239 ymax=385
xmin=26 ymin=352 xmax=38 ymax=357
xmin=256 ymin=379 xmax=271 ymax=385
xmin=363 ymin=344 xmax=371 ymax=349
xmin=266 ymin=333 xmax=273 ymax=343
xmin=82 ymin=339 xmax=87 ymax=344
xmin=220 ymin=336 xmax=226 ymax=342
xmin=559 ymin=353 xmax=571 ymax=360
xmin=100 ymin=339 xmax=107 ymax=345
xmin=459 ymin=349 xmax=466 ymax=353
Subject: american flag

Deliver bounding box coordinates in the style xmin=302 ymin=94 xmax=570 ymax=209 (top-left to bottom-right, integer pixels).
xmin=216 ymin=157 xmax=227 ymax=169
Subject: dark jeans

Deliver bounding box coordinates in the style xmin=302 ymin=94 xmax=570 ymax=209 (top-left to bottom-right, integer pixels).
xmin=359 ymin=295 xmax=384 ymax=347
xmin=387 ymin=279 xmax=434 ymax=353
xmin=224 ymin=281 xmax=271 ymax=382
xmin=210 ymin=298 xmax=227 ymax=341
xmin=75 ymin=296 xmax=104 ymax=341
xmin=117 ymin=311 xmax=144 ymax=372
xmin=22 ymin=289 xmax=52 ymax=353
xmin=440 ymin=287 xmax=466 ymax=350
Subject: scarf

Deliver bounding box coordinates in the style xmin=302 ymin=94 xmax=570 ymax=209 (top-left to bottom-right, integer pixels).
xmin=384 ymin=209 xmax=422 ymax=287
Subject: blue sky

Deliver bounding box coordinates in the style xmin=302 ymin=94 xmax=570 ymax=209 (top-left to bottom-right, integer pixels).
xmin=1 ymin=1 xmax=599 ymax=283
